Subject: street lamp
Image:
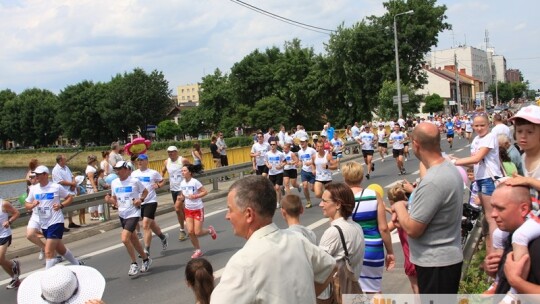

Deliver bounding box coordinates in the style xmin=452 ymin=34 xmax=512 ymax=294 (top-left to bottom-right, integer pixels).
xmin=394 ymin=9 xmax=413 ymax=118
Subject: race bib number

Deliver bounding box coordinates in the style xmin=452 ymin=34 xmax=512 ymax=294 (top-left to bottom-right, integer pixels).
xmin=118 ymin=197 xmax=132 ymax=208
xmin=37 ymin=206 xmax=52 ymax=219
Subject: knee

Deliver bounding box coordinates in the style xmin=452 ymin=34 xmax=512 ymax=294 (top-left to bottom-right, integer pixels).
xmin=142 ymin=221 xmax=151 ymax=230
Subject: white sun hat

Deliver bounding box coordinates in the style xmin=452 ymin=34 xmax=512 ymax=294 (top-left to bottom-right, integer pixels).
xmin=74 ymin=175 xmax=85 ymax=186
xmin=18 ymin=264 xmax=106 ymax=304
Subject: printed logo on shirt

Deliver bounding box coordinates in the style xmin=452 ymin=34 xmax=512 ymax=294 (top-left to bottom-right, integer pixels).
xmin=35 ymin=193 xmax=54 ymax=200
xmin=115 ymin=186 xmax=133 ymax=194
xmin=137 ymin=176 xmax=151 ymax=183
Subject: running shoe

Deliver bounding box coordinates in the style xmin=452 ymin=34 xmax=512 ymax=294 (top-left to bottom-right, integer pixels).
xmin=128 ymin=263 xmax=139 ymax=276
xmin=99 ymin=216 xmax=106 ymax=222
xmin=178 ymin=230 xmax=187 ymax=241
xmin=371 ymin=163 xmax=375 ymax=172
xmin=191 ymin=250 xmax=204 ymax=259
xmin=297 ymin=185 xmax=302 ymax=193
xmin=6 ymin=278 xmax=20 ymax=289
xmin=365 ymin=174 xmax=370 ymax=180
xmin=305 ymin=201 xmax=312 ymax=209
xmin=141 ymin=258 xmax=152 ymax=273
xmin=11 ymin=260 xmax=20 ymax=277
xmin=38 ymin=249 xmax=44 ymax=260
xmin=208 ymin=226 xmax=217 ymax=240
xmin=161 ymin=233 xmax=169 ymax=251
xmin=55 ymin=256 xmax=63 ymax=264
xmin=78 ymin=260 xmax=85 ymax=265
xmin=276 ymin=202 xmax=281 ymax=209
xmin=137 ymin=232 xmax=143 ymax=239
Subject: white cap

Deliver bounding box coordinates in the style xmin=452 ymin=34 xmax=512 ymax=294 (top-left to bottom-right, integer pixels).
xmin=299 ymin=136 xmax=308 ymax=142
xmin=74 ymin=176 xmax=85 ymax=185
xmin=167 ymin=146 xmax=178 ymax=152
xmin=113 ymin=160 xmax=129 ymax=170
xmin=33 ymin=165 xmax=49 ymax=174
xmin=312 ymin=134 xmax=318 ymax=139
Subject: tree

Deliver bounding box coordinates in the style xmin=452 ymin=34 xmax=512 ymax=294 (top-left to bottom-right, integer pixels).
xmin=0 ymin=89 xmax=17 ymax=148
xmin=488 ymin=81 xmax=513 ymax=103
xmin=248 ymin=96 xmax=291 ymax=130
xmin=198 ymin=69 xmax=235 ymax=131
xmin=422 ymin=93 xmax=445 ymax=114
xmin=177 ymin=107 xmax=205 ymax=138
xmin=157 ymin=120 xmax=180 ymax=140
xmin=377 ymin=80 xmax=421 ymax=120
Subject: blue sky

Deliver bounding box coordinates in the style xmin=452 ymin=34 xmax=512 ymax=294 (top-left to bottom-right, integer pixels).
xmin=1 ymin=0 xmax=539 ymax=95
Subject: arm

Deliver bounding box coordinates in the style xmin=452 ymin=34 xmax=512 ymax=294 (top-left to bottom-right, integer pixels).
xmin=161 ymin=160 xmax=167 ymax=177
xmin=54 ymin=194 xmax=74 ymax=211
xmin=392 ymin=201 xmax=428 ymax=238
xmin=2 ymin=201 xmax=20 ymax=228
xmin=376 ymin=196 xmax=395 ymax=270
xmin=326 ymin=153 xmax=338 ymax=170
xmin=315 ymin=264 xmax=338 ymax=296
xmin=190 ymin=186 xmax=208 ymax=200
xmin=504 ymin=252 xmax=540 ymax=294
xmin=505 ymin=173 xmax=540 ymax=191
xmin=88 ymin=172 xmax=98 ymax=192
xmin=454 ymin=147 xmax=491 ymax=166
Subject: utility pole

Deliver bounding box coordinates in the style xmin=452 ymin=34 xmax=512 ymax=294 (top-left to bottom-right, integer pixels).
xmin=455 ymin=53 xmax=462 ymax=116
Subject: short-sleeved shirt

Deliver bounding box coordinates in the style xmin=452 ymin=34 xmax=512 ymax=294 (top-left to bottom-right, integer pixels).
xmin=26 ymin=182 xmax=70 ymax=229
xmin=52 ymin=164 xmax=75 ymax=195
xmin=288 ymin=224 xmax=317 ymax=245
xmin=358 ymin=132 xmax=375 ymax=150
xmin=408 ymin=161 xmax=464 ymax=267
xmin=471 ymin=132 xmax=502 ymax=180
xmin=131 ymin=168 xmax=162 ymax=204
xmin=211 ymin=223 xmax=335 ymax=304
xmin=330 ymin=138 xmax=343 ymax=153
xmin=298 ymin=147 xmax=316 ymax=172
xmin=265 ymin=150 xmax=285 ymax=175
xmin=180 ymin=178 xmax=204 ymax=210
xmin=111 ymin=177 xmax=145 ymax=219
xmin=251 ymin=142 xmax=270 ymax=166
xmin=389 ymin=132 xmax=405 ymax=150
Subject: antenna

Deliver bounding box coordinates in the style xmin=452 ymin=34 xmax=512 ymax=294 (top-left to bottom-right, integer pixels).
xmin=484 ymin=29 xmax=490 ymax=50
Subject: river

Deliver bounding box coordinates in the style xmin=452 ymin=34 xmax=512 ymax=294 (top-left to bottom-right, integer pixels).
xmin=0 ymin=167 xmax=28 ymax=202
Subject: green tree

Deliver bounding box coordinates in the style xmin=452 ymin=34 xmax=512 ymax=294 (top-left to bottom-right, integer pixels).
xmin=377 ymin=80 xmax=421 ymax=120
xmin=488 ymin=82 xmax=513 ymax=103
xmin=422 ymin=93 xmax=445 ymax=114
xmin=248 ymin=96 xmax=291 ymax=130
xmin=0 ymin=89 xmax=17 ymax=148
xmin=198 ymin=69 xmax=234 ymax=131
xmin=177 ymin=107 xmax=205 ymax=138
xmin=157 ymin=120 xmax=180 ymax=140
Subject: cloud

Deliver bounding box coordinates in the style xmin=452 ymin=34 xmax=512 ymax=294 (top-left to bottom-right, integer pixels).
xmin=513 ymin=23 xmax=526 ymax=31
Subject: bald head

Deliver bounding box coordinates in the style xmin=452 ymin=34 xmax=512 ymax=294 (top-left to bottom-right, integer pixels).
xmin=491 ymin=183 xmax=532 ymax=232
xmin=493 ymin=184 xmax=531 ymax=207
xmin=412 ymin=122 xmax=441 ymax=151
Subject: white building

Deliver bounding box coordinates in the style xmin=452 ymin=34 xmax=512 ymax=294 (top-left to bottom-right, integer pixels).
xmin=488 ymin=48 xmax=507 ymax=83
xmin=429 ymin=46 xmax=494 ymax=85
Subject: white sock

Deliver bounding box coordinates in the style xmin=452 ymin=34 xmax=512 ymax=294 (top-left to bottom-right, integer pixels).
xmin=45 ymin=259 xmax=56 ymax=269
xmin=63 ymin=249 xmax=79 ymax=265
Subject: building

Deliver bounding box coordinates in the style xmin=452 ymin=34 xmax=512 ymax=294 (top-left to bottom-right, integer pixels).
xmin=177 ymin=83 xmax=200 ymax=105
xmin=488 ymin=48 xmax=507 ymax=83
xmin=429 ymin=46 xmax=493 ymax=85
xmin=506 ymin=69 xmax=522 ymax=83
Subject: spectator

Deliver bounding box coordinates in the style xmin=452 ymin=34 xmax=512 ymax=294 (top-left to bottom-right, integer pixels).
xmin=210 ymin=136 xmax=221 ymax=169
xmin=497 ymin=133 xmax=524 ymax=176
xmin=216 ymin=131 xmax=229 ymax=169
xmin=185 ymin=258 xmax=214 ymax=304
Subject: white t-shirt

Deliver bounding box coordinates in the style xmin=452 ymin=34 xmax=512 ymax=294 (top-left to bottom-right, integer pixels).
xmin=180 ymin=178 xmax=204 ymax=210
xmin=351 ymin=125 xmax=360 ymax=138
xmin=266 ymin=150 xmax=285 ymax=175
xmin=397 ymin=118 xmax=405 ymax=128
xmin=166 ymin=157 xmax=184 ymax=191
xmin=330 ymin=138 xmax=343 ymax=153
xmin=377 ymin=128 xmax=387 ymax=143
xmin=111 ymin=177 xmax=146 ymax=219
xmin=52 ymin=164 xmax=75 ymax=195
xmin=491 ymin=123 xmax=513 ymax=142
xmin=465 ymin=120 xmax=473 ymax=132
xmin=358 ymin=132 xmax=375 ymax=150
xmin=298 ymin=147 xmax=316 ymax=172
xmin=389 ymin=131 xmax=405 ymax=150
xmin=85 ymin=165 xmax=96 ymax=193
xmin=132 ymin=168 xmax=163 ymax=204
xmin=471 ymin=132 xmax=502 ymax=180
xmin=26 ymin=182 xmax=70 ymax=229
xmin=251 ymin=142 xmax=270 ymax=166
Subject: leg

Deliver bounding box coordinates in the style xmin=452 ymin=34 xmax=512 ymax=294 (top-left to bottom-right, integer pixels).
xmin=314 ymin=181 xmax=325 ymax=198
xmin=397 ymin=155 xmax=404 ymax=172
xmin=142 ymin=217 xmax=153 ymax=250
xmin=0 ymin=243 xmax=13 ymax=277
xmin=366 ymin=154 xmax=373 ymax=175
xmin=26 ymin=227 xmax=45 ymax=250
xmin=274 ymin=184 xmax=281 ymax=205
xmin=129 ymin=232 xmax=148 ymax=260
xmin=283 ymin=176 xmax=290 ymax=195
xmin=186 ymin=217 xmax=200 ymax=250
xmin=121 ymin=230 xmax=138 ymax=263
xmin=480 ymin=193 xmax=497 ymax=255
xmin=174 ymin=198 xmax=185 ymax=230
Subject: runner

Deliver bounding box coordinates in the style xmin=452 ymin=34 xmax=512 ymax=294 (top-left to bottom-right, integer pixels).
xmin=357 ymin=125 xmax=376 ymax=179
xmin=1 ymin=198 xmax=21 ymax=289
xmin=179 ymin=164 xmax=217 ymax=259
xmin=132 ymin=154 xmax=169 ymax=256
xmin=455 ymin=116 xmax=463 ymax=139
xmin=445 ymin=117 xmax=455 ymax=149
xmin=464 ymin=116 xmax=474 ymax=144
xmin=25 ymin=166 xmax=83 ymax=269
xmin=402 ymin=126 xmax=411 ymax=161
xmin=389 ymin=125 xmax=407 ymax=175
xmin=330 ymin=135 xmax=344 ymax=171
xmin=282 ymin=143 xmax=301 ymax=195
xmin=297 ymin=136 xmax=317 ymax=208
xmin=312 ymin=141 xmax=337 ymax=198
xmin=377 ymin=124 xmax=389 ymax=162
xmin=161 ymin=146 xmax=189 ymax=241
xmin=250 ymin=131 xmax=270 ymax=177
xmin=106 ymin=161 xmax=151 ymax=276
xmin=265 ymin=140 xmax=286 ymax=208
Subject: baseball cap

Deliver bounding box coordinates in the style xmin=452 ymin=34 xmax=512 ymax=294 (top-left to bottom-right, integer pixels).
xmin=167 ymin=146 xmax=178 ymax=152
xmin=312 ymin=134 xmax=318 ymax=139
xmin=509 ymin=105 xmax=540 ymax=124
xmin=113 ymin=161 xmax=129 ymax=170
xmin=137 ymin=154 xmax=148 ymax=160
xmin=33 ymin=165 xmax=49 ymax=174
xmin=299 ymin=136 xmax=308 ymax=142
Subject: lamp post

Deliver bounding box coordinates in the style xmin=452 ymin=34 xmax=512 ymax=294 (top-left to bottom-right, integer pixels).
xmin=394 ymin=10 xmax=414 ymax=119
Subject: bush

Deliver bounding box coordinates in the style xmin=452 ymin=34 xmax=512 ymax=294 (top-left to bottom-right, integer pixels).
xmin=459 ymin=245 xmax=491 ymax=294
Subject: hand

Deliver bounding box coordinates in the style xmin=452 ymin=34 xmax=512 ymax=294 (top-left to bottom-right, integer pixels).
xmin=2 ymin=221 xmax=10 ymax=228
xmin=385 ymin=254 xmax=396 ymax=271
xmin=33 ymin=201 xmax=40 ymax=208
xmin=484 ymin=252 xmax=503 ymax=277
xmin=53 ymin=203 xmax=62 ymax=211
xmin=505 ymin=174 xmax=529 ymax=187
xmin=133 ymin=199 xmax=142 ymax=207
xmin=152 ymin=183 xmax=159 ymax=189
xmin=401 ymin=180 xmax=414 ymax=193
xmin=504 ymin=252 xmax=531 ymax=286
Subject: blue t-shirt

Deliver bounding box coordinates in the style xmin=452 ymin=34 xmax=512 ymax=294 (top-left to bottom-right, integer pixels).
xmin=327 ymin=127 xmax=335 ymax=141
xmin=445 ymin=122 xmax=454 ymax=135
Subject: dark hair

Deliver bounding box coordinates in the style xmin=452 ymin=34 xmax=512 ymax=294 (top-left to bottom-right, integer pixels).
xmin=183 ymin=163 xmax=196 ymax=174
xmin=211 ymin=136 xmax=217 ymax=142
xmin=185 ymin=258 xmax=214 ymax=304
xmin=229 ymin=176 xmax=276 ymax=218
xmin=55 ymin=154 xmax=64 ymax=164
xmin=28 ymin=159 xmax=39 ymax=171
xmin=325 ymin=182 xmax=355 ymax=219
xmin=499 ymin=146 xmax=511 ymax=162
xmin=193 ymin=142 xmax=202 ymax=154
xmin=130 ymin=154 xmax=138 ymax=162
xmin=101 ymin=150 xmax=110 ymax=158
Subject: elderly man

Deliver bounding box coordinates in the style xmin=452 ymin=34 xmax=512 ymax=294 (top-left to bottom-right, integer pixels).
xmin=211 ymin=176 xmax=336 ymax=304
xmin=391 ymin=122 xmax=463 ymax=294
xmin=51 ymin=154 xmax=80 ymax=230
xmin=484 ymin=184 xmax=540 ymax=299
xmin=497 ymin=134 xmax=524 ymax=176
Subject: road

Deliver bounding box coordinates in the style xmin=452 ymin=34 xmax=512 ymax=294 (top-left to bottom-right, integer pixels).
xmin=0 ymin=135 xmax=472 ymax=303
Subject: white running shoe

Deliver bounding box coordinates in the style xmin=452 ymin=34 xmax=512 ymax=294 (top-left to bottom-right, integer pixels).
xmin=128 ymin=263 xmax=139 ymax=276
xmin=141 ymin=258 xmax=152 ymax=273
xmin=38 ymin=249 xmax=44 ymax=261
xmin=161 ymin=233 xmax=169 ymax=251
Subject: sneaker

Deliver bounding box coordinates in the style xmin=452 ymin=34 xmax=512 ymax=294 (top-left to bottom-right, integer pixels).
xmin=78 ymin=260 xmax=85 ymax=265
xmin=178 ymin=230 xmax=187 ymax=241
xmin=161 ymin=233 xmax=169 ymax=251
xmin=305 ymin=201 xmax=312 ymax=209
xmin=56 ymin=256 xmax=63 ymax=264
xmin=191 ymin=249 xmax=204 ymax=259
xmin=63 ymin=226 xmax=70 ymax=233
xmin=128 ymin=263 xmax=139 ymax=276
xmin=38 ymin=249 xmax=44 ymax=261
xmin=6 ymin=278 xmax=20 ymax=289
xmin=11 ymin=260 xmax=20 ymax=277
xmin=137 ymin=232 xmax=143 ymax=239
xmin=68 ymin=223 xmax=81 ymax=228
xmin=404 ymin=157 xmax=408 ymax=162
xmin=140 ymin=258 xmax=152 ymax=273
xmin=365 ymin=174 xmax=370 ymax=180
xmin=208 ymin=226 xmax=217 ymax=240
xmin=99 ymin=216 xmax=106 ymax=222
xmin=297 ymin=185 xmax=302 ymax=193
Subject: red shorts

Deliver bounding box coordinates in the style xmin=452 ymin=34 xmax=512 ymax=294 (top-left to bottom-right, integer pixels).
xmin=184 ymin=208 xmax=204 ymax=222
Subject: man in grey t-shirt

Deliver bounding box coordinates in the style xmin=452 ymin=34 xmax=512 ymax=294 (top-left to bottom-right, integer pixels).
xmin=391 ymin=122 xmax=463 ymax=294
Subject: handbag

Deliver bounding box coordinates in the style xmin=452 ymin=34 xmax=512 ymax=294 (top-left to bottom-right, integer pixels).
xmin=317 ymin=225 xmax=363 ymax=304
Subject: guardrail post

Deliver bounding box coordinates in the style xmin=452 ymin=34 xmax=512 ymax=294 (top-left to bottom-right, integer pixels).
xmin=213 ymin=178 xmax=219 ymax=191
xmin=104 ymin=202 xmax=111 ymax=221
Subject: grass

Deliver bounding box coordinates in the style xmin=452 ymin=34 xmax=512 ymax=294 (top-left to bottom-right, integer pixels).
xmin=459 ymin=243 xmax=492 ymax=294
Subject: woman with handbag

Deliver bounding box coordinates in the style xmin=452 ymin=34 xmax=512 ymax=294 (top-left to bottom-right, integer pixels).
xmin=318 ymin=182 xmax=365 ymax=304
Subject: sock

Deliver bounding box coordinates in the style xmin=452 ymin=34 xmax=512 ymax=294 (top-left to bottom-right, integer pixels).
xmin=145 ymin=247 xmax=150 ymax=253
xmin=143 ymin=258 xmax=149 ymax=263
xmin=63 ymin=249 xmax=79 ymax=265
xmin=179 ymin=228 xmax=185 ymax=232
xmin=45 ymin=259 xmax=56 ymax=269
xmin=158 ymin=234 xmax=165 ymax=240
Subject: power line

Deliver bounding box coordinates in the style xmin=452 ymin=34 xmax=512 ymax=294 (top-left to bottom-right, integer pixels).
xmin=229 ymin=0 xmax=335 ymax=35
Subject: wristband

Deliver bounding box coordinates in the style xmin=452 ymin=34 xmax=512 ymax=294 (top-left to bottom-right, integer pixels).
xmin=60 ymin=204 xmax=64 ymax=209
xmin=325 ymin=164 xmax=329 ymax=169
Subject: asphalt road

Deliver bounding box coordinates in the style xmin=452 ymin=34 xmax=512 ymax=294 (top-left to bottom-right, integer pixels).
xmin=1 ymin=135 xmax=473 ymax=303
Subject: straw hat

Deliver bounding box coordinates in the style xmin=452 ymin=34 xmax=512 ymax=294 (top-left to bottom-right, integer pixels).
xmin=18 ymin=265 xmax=105 ymax=304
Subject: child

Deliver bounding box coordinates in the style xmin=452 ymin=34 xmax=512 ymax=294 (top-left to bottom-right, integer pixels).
xmin=386 ymin=185 xmax=419 ymax=294
xmin=467 ymin=168 xmax=482 ymax=209
xmin=96 ymin=169 xmax=108 ymax=222
xmin=185 ymin=258 xmax=214 ymax=304
xmin=280 ymin=194 xmax=316 ymax=244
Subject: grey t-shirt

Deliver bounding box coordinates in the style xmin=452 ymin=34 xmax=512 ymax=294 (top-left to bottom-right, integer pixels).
xmin=408 ymin=160 xmax=464 ymax=267
xmin=288 ymin=224 xmax=317 ymax=245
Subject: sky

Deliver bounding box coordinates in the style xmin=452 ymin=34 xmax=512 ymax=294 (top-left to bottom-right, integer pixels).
xmin=1 ymin=0 xmax=539 ymax=95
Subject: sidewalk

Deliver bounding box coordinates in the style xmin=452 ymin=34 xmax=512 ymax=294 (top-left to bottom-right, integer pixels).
xmin=6 ymin=178 xmax=237 ymax=260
